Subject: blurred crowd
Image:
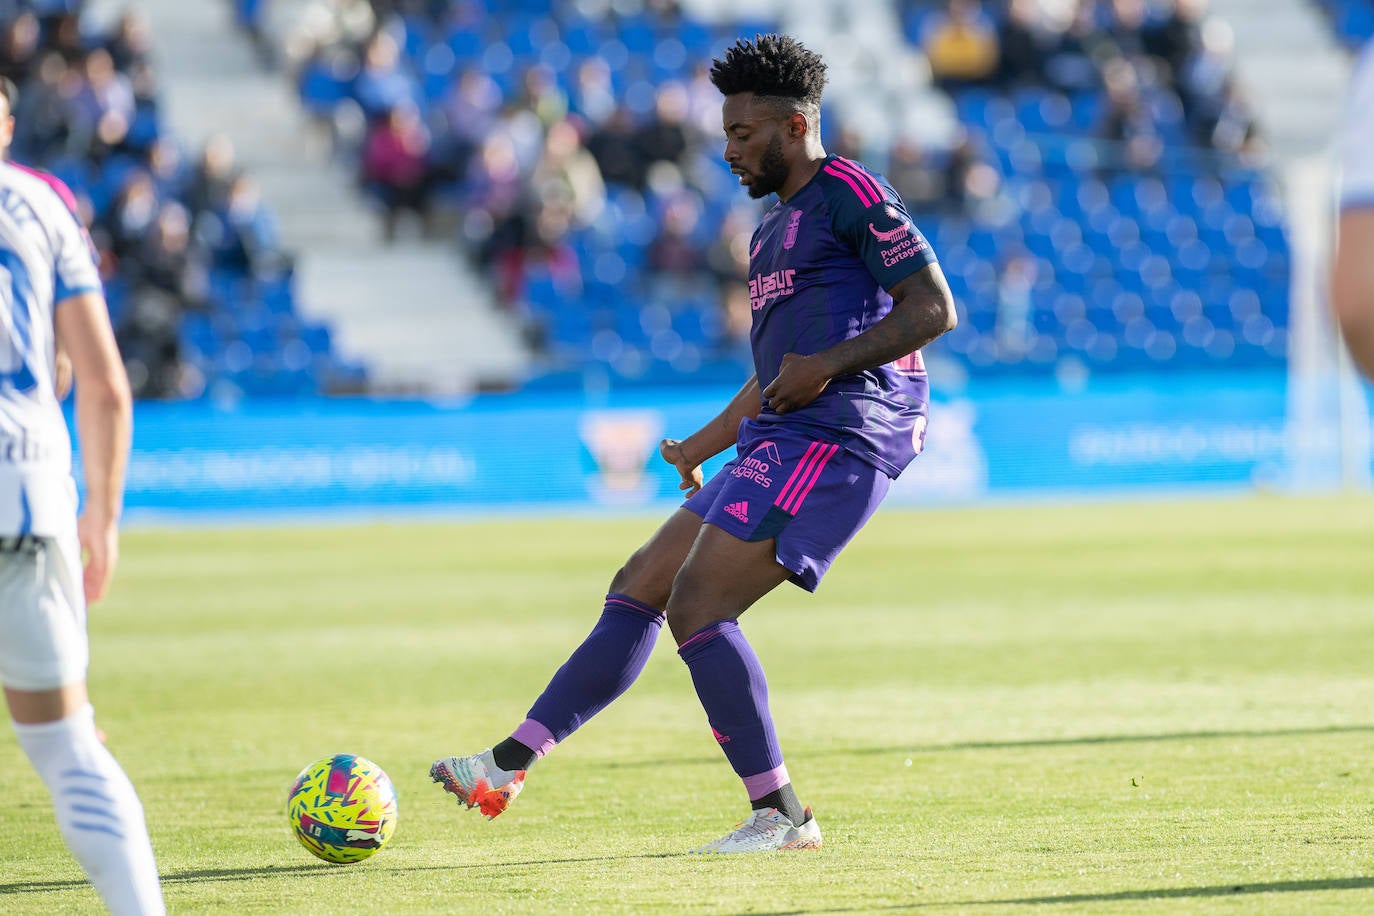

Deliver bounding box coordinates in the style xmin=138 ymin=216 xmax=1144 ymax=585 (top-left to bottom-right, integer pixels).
xmin=280 ymin=0 xmax=1278 ymax=382
xmin=1 ymin=3 xmax=292 ymax=398
xmin=0 ymin=0 xmax=1290 ymax=395
xmin=908 ymin=0 xmax=1263 ymax=170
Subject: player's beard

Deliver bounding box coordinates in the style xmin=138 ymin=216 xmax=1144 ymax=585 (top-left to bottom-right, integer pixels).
xmin=746 ymin=133 xmax=789 ymax=199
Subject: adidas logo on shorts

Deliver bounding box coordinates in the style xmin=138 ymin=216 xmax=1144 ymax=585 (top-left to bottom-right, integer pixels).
xmin=724 ymin=501 xmax=750 ymax=523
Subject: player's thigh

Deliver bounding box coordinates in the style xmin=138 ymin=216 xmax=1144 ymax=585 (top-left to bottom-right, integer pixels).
xmin=0 ymin=533 xmax=89 ymax=722
xmin=609 ymin=507 xmax=704 ymax=609
xmin=666 ymin=524 xmax=792 ymax=644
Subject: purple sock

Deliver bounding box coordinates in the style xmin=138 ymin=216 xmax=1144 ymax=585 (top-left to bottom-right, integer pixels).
xmin=516 ymin=593 xmax=665 ymax=757
xmin=678 ymin=619 xmax=790 ymax=800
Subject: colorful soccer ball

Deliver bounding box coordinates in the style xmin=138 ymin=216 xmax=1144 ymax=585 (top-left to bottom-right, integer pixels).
xmin=287 ymin=754 xmax=398 ymax=864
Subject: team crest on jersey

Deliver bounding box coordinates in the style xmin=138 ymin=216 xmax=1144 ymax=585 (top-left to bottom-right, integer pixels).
xmin=783 ymin=209 xmax=803 ymax=250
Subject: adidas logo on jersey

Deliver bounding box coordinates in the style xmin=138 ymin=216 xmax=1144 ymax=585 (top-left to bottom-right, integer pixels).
xmin=723 ymin=501 xmax=750 ymax=523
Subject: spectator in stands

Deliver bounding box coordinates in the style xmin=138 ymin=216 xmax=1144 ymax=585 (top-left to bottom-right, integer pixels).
xmin=119 ymin=203 xmax=205 ymax=399
xmin=1104 ymin=0 xmax=1153 ymax=64
xmin=941 ymin=128 xmax=1002 ymax=216
xmin=434 ymin=66 xmax=501 ymax=184
xmin=69 ymin=49 xmax=136 ymax=146
xmin=647 ymin=193 xmax=707 ymax=289
xmin=194 ymin=173 xmax=280 ymax=279
xmin=103 ymin=10 xmax=154 ymax=72
xmin=1044 ymin=0 xmax=1110 ymax=93
xmin=0 ymin=11 xmax=40 ymax=86
xmin=1206 ymin=79 xmax=1262 ymax=161
xmin=462 ymin=132 xmax=526 ymax=296
xmin=44 ymin=12 xmax=85 ymax=66
xmin=1144 ymin=0 xmax=1208 ymax=87
xmin=361 ymin=102 xmax=433 ymax=242
xmin=131 ymin=202 xmax=206 ymax=309
xmin=287 ymin=0 xmax=376 ymax=65
xmin=529 ymin=117 xmax=605 ymax=229
xmin=568 ymin=57 xmax=617 ymax=129
xmin=101 ymin=170 xmax=161 ymax=264
xmin=145 ymin=135 xmax=188 ymax=201
xmin=518 ymin=201 xmax=582 ymax=312
xmin=1098 ymin=58 xmax=1163 ymax=171
xmin=996 ymin=0 xmax=1049 ymax=88
xmin=11 ymin=52 xmax=70 ymax=161
xmin=517 ymin=64 xmax=569 ymax=130
xmin=186 ymin=133 xmax=239 ymax=218
xmin=886 ymin=136 xmax=946 ymax=214
xmin=587 ymin=104 xmax=649 ymax=189
xmin=1177 ymin=16 xmax=1236 ymax=143
xmin=921 ymin=0 xmax=1000 ymax=91
xmin=350 ymin=31 xmax=414 ymax=122
xmin=635 ymin=82 xmax=692 ymax=176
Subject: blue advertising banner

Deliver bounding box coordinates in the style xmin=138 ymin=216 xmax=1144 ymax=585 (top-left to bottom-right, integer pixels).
xmin=90 ymin=370 xmax=1367 ymax=521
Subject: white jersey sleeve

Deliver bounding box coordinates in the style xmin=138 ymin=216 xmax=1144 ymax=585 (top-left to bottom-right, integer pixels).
xmin=1339 ymin=42 xmax=1374 ymax=211
xmin=52 ymin=199 xmax=101 ymax=304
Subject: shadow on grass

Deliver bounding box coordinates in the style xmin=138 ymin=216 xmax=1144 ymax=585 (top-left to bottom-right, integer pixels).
xmin=164 ymin=853 xmax=684 ymax=883
xmin=0 ymin=854 xmax=687 ymax=894
xmin=929 ymin=876 xmax=1374 ymax=907
xmin=601 ymin=723 xmax=1374 ymax=770
xmin=746 ymin=876 xmax=1374 ymax=914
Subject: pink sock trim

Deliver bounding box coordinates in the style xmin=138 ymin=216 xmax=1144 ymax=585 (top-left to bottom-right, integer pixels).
xmin=742 ymin=763 xmax=790 ymax=800
xmin=511 ymin=718 xmax=557 ymax=758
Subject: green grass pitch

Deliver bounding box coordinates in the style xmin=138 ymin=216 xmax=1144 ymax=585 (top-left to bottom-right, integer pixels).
xmin=1 ymin=493 xmax=1372 ymax=913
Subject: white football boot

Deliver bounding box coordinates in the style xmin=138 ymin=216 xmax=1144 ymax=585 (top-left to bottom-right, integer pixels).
xmin=429 ymin=749 xmax=525 ymax=820
xmin=690 ymin=806 xmax=822 ymax=853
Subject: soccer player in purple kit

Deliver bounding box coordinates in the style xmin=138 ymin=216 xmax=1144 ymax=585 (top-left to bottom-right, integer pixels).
xmin=431 ymin=34 xmax=957 ymax=853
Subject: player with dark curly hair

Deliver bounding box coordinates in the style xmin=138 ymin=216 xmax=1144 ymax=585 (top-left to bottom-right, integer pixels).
xmin=431 ymin=33 xmax=957 ymax=853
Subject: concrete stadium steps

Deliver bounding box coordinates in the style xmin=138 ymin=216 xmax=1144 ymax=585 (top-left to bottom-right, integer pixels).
xmin=1210 ymin=0 xmax=1352 ymax=159
xmin=87 ymin=0 xmax=529 ymax=394
xmin=297 ymin=249 xmax=528 ymax=394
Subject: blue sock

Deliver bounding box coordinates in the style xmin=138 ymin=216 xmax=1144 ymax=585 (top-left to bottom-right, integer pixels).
xmin=516 ymin=593 xmax=665 ymax=758
xmin=678 ymin=620 xmax=791 ymax=804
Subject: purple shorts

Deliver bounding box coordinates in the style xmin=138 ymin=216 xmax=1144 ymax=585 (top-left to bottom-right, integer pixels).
xmin=682 ymin=419 xmax=890 ymax=592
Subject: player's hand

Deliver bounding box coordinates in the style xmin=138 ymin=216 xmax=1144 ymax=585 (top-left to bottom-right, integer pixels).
xmin=659 ymin=438 xmax=704 ymax=497
xmin=77 ymin=510 xmax=119 ymax=604
xmin=762 ymin=352 xmax=831 ymax=414
xmin=55 ymin=348 xmax=73 ymax=400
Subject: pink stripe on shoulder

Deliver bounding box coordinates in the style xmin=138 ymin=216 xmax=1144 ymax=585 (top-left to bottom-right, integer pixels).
xmin=833 ymin=157 xmax=885 ymax=205
xmin=823 ymin=164 xmax=876 ymax=208
xmin=10 ymin=162 xmax=80 ymax=213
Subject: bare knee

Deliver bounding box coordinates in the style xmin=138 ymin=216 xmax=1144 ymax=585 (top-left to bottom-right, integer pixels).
xmin=608 ymin=509 xmax=702 ymax=611
xmin=608 ymin=544 xmax=675 ymax=610
xmin=665 ymin=571 xmax=732 ymax=645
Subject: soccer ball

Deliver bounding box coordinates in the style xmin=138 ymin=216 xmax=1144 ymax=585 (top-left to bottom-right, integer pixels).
xmin=287 ymin=753 xmax=398 ymax=864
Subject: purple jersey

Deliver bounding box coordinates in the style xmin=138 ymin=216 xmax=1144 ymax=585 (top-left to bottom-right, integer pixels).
xmin=747 ymin=155 xmax=939 ymax=478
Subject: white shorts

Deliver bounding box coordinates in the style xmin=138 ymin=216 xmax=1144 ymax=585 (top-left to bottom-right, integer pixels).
xmin=0 ymin=533 xmax=87 ymax=691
